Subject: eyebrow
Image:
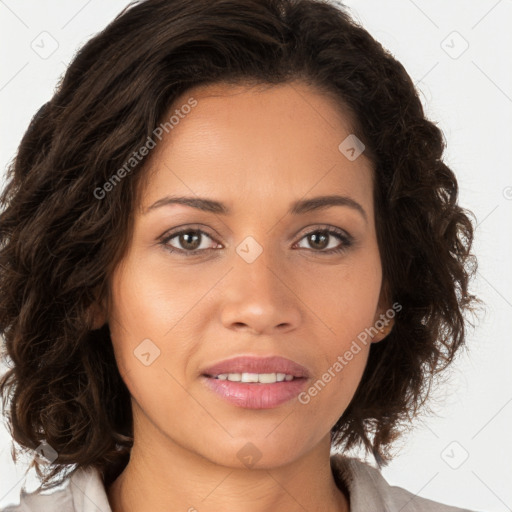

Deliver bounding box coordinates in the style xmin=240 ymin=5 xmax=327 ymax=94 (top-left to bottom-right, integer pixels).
xmin=144 ymin=194 xmax=368 ymax=224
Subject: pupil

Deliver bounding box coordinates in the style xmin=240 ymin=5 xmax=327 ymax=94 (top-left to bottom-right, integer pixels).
xmin=181 ymin=231 xmax=200 ymax=250
xmin=310 ymin=232 xmax=328 ymax=249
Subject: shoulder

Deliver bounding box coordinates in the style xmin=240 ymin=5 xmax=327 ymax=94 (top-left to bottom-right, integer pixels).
xmin=0 ymin=466 xmax=112 ymax=512
xmin=331 ymin=454 xmax=480 ymax=512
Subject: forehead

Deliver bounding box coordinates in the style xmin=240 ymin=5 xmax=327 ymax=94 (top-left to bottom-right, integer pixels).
xmin=139 ymin=81 xmax=375 ymax=216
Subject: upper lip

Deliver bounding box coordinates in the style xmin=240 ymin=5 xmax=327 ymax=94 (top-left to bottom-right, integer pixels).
xmin=201 ymin=355 xmax=310 ymax=378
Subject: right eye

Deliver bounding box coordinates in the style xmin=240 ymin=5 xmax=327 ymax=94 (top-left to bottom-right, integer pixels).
xmin=160 ymin=228 xmax=222 ymax=256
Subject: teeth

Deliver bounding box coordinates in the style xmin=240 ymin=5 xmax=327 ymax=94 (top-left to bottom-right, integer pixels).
xmin=213 ymin=372 xmax=296 ymax=383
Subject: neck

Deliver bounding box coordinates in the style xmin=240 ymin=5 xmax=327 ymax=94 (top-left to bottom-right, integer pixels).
xmin=107 ymin=418 xmax=349 ymax=512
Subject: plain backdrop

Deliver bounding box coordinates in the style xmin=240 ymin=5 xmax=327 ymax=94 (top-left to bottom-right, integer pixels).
xmin=1 ymin=1 xmax=511 ymax=511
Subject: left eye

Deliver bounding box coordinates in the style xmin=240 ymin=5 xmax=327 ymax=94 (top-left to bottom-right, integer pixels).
xmin=160 ymin=228 xmax=352 ymax=256
xmin=295 ymin=229 xmax=351 ymax=253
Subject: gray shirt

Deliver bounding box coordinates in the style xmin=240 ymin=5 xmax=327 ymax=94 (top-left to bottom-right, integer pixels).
xmin=1 ymin=455 xmax=479 ymax=511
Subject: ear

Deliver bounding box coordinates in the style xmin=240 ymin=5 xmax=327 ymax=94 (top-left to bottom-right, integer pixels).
xmin=370 ymin=280 xmax=395 ymax=344
xmin=86 ymin=287 xmax=108 ymax=330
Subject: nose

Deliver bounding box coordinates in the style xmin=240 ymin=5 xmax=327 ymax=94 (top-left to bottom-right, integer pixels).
xmin=220 ymin=245 xmax=302 ymax=336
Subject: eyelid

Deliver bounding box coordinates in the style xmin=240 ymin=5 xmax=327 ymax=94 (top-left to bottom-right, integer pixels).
xmin=293 ymin=223 xmax=352 ymax=241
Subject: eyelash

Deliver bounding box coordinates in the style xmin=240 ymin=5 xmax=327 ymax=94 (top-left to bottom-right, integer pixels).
xmin=159 ymin=226 xmax=353 ymax=257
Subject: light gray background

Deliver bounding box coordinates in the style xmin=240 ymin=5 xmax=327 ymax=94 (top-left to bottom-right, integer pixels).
xmin=1 ymin=1 xmax=511 ymax=510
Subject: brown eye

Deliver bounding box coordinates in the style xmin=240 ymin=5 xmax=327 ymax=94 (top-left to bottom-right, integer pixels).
xmin=161 ymin=229 xmax=220 ymax=255
xmin=296 ymin=228 xmax=353 ymax=254
xmin=177 ymin=231 xmax=202 ymax=251
xmin=306 ymin=232 xmax=329 ymax=250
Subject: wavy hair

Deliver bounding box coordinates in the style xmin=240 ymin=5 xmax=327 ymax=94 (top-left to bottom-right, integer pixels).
xmin=0 ymin=0 xmax=481 ymax=488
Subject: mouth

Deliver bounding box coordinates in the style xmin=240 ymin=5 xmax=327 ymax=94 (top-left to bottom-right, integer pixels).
xmin=200 ymin=355 xmax=310 ymax=409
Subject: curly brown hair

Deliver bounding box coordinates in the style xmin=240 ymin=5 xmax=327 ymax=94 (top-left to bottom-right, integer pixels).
xmin=0 ymin=0 xmax=481 ymax=489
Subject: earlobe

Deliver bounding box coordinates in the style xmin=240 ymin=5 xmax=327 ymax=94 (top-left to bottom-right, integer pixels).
xmin=86 ymin=300 xmax=107 ymax=330
xmin=371 ymin=317 xmax=394 ymax=343
xmin=371 ymin=281 xmax=395 ymax=343
xmin=86 ymin=288 xmax=108 ymax=330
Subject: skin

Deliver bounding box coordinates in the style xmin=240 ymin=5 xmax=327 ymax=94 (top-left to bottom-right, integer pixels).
xmin=99 ymin=80 xmax=393 ymax=512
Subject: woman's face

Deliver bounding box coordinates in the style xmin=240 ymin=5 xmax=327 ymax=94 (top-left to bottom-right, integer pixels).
xmin=106 ymin=81 xmax=390 ymax=468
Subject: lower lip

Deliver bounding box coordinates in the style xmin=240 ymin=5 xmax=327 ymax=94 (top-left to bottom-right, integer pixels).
xmin=201 ymin=376 xmax=308 ymax=409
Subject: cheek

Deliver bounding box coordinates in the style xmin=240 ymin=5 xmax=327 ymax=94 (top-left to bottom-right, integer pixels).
xmin=292 ymin=255 xmax=380 ymax=418
xmin=298 ymin=339 xmax=370 ymax=428
xmin=296 ymin=251 xmax=382 ymax=344
xmin=106 ymin=252 xmax=210 ymax=409
xmin=108 ymin=250 xmax=205 ymax=346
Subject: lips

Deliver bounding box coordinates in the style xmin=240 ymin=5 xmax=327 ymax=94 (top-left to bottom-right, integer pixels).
xmin=200 ymin=355 xmax=311 ymax=409
xmin=201 ymin=355 xmax=310 ymax=379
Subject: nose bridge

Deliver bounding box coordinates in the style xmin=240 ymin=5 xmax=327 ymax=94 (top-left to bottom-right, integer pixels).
xmin=234 ymin=234 xmax=284 ymax=301
xmin=219 ymin=234 xmax=302 ymax=333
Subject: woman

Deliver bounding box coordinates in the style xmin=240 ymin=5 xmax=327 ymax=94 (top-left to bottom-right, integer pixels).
xmin=0 ymin=0 xmax=481 ymax=510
